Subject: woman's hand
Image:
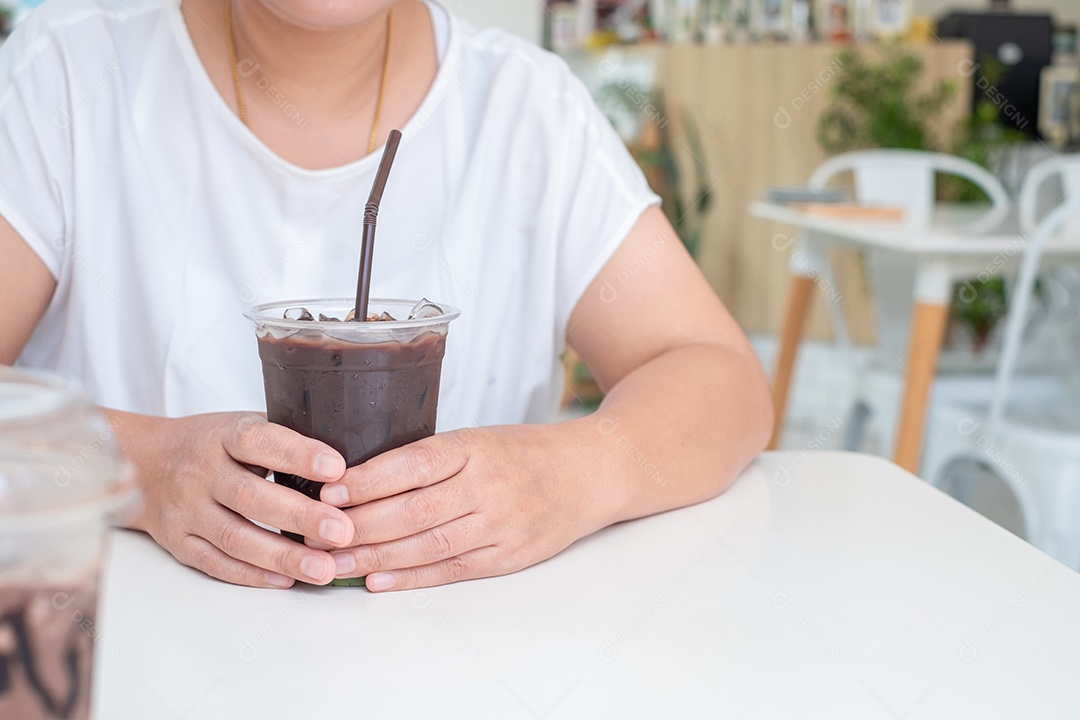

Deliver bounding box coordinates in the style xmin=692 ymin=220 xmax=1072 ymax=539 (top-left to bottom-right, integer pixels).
xmin=318 ymin=423 xmax=609 ymax=592
xmin=120 ymin=411 xmax=356 ymax=588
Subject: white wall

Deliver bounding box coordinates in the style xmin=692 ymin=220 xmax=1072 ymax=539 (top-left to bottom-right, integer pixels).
xmin=439 ymin=0 xmax=544 ymax=45
xmin=913 ymin=0 xmax=1080 ymax=31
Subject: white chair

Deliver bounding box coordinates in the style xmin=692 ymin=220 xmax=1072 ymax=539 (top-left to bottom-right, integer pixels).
xmin=921 ymin=155 xmax=1080 ymax=569
xmin=1018 ymin=152 xmax=1080 ymax=236
xmin=798 ymin=150 xmax=1010 ymax=458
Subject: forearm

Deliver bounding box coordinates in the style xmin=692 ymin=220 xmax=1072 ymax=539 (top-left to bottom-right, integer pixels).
xmin=99 ymin=408 xmax=168 ymax=532
xmin=567 ymin=342 xmax=773 ymax=531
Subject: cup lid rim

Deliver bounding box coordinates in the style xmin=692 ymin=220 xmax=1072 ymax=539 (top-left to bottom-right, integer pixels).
xmin=243 ymin=297 xmax=461 ymax=331
xmin=0 ymin=368 xmax=84 ymax=426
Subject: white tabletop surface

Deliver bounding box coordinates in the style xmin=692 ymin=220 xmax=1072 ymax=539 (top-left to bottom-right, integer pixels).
xmin=750 ymin=202 xmax=1080 ymax=258
xmin=92 ymin=452 xmax=1080 ymax=719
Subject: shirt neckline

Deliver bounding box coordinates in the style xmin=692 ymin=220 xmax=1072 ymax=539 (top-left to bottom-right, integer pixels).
xmin=167 ymin=0 xmax=458 ymax=180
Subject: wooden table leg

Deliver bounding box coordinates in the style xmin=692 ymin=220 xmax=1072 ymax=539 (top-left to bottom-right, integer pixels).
xmin=768 ymin=274 xmax=815 ymax=450
xmin=893 ymin=301 xmax=950 ymax=473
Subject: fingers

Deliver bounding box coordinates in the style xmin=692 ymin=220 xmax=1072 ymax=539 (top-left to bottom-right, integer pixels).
xmin=174 ymin=534 xmax=296 ymax=589
xmin=223 ymin=413 xmax=346 ymax=484
xmin=361 ymin=546 xmax=505 ymax=593
xmin=340 ymin=480 xmax=475 ymax=545
xmin=210 ymin=466 xmax=354 ymax=547
xmin=319 ymin=432 xmax=470 ymax=507
xmin=330 ymin=513 xmax=486 ymax=580
xmin=192 ymin=505 xmax=338 ymax=585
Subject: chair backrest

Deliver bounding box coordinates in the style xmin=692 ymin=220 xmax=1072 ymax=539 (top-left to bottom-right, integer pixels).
xmin=807 ymin=150 xmax=1012 ymax=365
xmin=988 ymin=195 xmax=1080 ymax=435
xmin=809 ymin=149 xmax=1010 ymax=233
xmin=1018 ymin=154 xmax=1080 ymax=237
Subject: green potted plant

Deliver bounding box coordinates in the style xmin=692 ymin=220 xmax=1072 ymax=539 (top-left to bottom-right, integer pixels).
xmin=817 ymin=45 xmax=956 ymax=155
xmin=0 ymin=5 xmax=13 ymax=38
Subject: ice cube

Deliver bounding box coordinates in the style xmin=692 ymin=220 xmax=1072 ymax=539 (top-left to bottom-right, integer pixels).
xmin=319 ymin=314 xmax=342 ymax=322
xmin=284 ymin=307 xmax=314 ymax=321
xmin=408 ymin=298 xmax=444 ymax=320
xmin=344 ymin=308 xmax=357 ymax=322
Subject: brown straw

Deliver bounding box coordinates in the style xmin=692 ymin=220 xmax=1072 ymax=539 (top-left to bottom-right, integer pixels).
xmin=354 ymin=129 xmax=403 ymax=322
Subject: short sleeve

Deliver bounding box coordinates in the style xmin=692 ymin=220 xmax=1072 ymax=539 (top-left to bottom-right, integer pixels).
xmin=0 ymin=22 xmax=75 ymax=279
xmin=552 ymin=66 xmax=660 ymax=336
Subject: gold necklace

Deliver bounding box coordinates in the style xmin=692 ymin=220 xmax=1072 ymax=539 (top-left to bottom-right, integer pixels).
xmin=225 ymin=1 xmax=394 ymax=155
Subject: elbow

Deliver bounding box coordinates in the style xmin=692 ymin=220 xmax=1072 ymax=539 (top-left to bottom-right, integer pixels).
xmin=713 ymin=351 xmax=773 ymax=497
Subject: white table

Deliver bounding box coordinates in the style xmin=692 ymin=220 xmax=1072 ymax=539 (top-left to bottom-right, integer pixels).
xmin=749 ymin=202 xmax=1080 ymax=473
xmin=93 ymin=452 xmax=1080 ymax=719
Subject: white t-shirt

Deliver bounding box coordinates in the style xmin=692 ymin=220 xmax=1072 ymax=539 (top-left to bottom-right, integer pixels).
xmin=0 ymin=0 xmax=659 ymax=430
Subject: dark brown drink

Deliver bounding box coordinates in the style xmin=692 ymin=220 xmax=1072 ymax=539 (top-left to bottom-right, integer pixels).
xmin=0 ymin=583 xmax=97 ymax=720
xmin=257 ymin=331 xmax=447 ymax=507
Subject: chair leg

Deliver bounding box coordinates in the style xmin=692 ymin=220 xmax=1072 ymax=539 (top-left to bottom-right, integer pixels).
xmin=893 ymin=301 xmax=950 ymax=473
xmin=769 ymin=274 xmax=815 ymax=450
xmin=843 ymin=400 xmax=872 ymax=452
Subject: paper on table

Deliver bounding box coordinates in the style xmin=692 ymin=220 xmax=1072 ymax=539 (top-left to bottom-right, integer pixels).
xmin=789 ymin=202 xmax=905 ymax=222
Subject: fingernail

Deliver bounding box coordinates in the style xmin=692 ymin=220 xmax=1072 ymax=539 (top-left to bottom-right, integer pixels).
xmin=319 ymin=518 xmax=349 ymax=545
xmin=266 ymin=572 xmax=293 ymax=588
xmin=366 ymin=573 xmax=396 ymax=592
xmin=300 ymin=555 xmax=330 ymax=583
xmin=333 ymin=553 xmax=356 ymax=576
xmin=322 ymin=484 xmax=349 ymax=506
xmin=314 ymin=453 xmax=343 ymax=480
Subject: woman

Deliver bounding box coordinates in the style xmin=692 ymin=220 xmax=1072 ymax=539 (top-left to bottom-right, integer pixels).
xmin=0 ymin=0 xmax=772 ymax=591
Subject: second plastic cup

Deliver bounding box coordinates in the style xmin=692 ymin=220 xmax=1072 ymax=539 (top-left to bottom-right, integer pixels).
xmin=246 ymin=298 xmax=459 ymax=586
xmin=0 ymin=368 xmax=134 ymax=719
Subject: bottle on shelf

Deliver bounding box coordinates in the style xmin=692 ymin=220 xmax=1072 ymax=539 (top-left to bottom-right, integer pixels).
xmin=791 ymin=0 xmax=813 ymax=41
xmin=817 ymin=0 xmax=851 ymax=41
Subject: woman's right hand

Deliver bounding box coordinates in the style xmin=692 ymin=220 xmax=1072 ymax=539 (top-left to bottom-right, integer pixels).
xmin=111 ymin=410 xmax=354 ymax=588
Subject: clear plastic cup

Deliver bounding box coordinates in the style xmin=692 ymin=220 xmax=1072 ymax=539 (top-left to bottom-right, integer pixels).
xmin=245 ymin=298 xmax=459 ymax=586
xmin=0 ymin=368 xmax=134 ymax=720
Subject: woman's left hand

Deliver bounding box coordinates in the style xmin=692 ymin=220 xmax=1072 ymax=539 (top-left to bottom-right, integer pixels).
xmin=317 ymin=423 xmax=609 ymax=592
